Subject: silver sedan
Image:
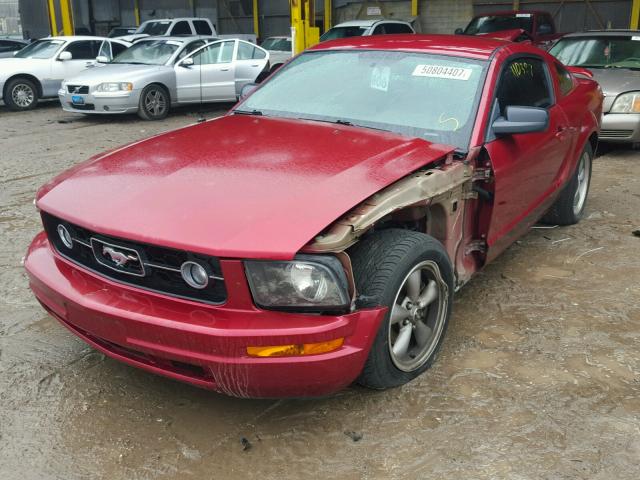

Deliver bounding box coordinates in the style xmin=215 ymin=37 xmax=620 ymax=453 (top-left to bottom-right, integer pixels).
xmin=58 ymin=36 xmax=270 ymax=120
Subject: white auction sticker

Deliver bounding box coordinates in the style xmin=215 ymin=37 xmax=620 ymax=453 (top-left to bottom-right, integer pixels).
xmin=632 ymin=36 xmax=640 ymax=41
xmin=412 ymin=64 xmax=473 ymax=80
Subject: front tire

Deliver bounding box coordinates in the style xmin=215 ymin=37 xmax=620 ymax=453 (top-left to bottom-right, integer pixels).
xmin=4 ymin=77 xmax=38 ymax=111
xmin=542 ymin=143 xmax=593 ymax=225
xmin=350 ymin=229 xmax=454 ymax=389
xmin=137 ymin=84 xmax=169 ymax=121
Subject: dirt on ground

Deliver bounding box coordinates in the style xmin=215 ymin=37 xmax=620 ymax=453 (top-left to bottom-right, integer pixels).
xmin=1 ymin=102 xmax=639 ymax=480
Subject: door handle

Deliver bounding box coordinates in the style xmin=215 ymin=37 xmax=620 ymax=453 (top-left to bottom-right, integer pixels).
xmin=221 ymin=68 xmax=230 ymax=71
xmin=251 ymin=64 xmax=260 ymax=67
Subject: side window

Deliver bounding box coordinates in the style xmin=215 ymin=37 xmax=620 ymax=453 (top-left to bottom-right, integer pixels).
xmin=537 ymin=14 xmax=555 ymax=34
xmin=98 ymin=40 xmax=111 ymax=59
xmin=193 ymin=20 xmax=213 ymax=35
xmin=371 ymin=24 xmax=386 ymax=35
xmin=178 ymin=40 xmax=205 ymax=60
xmin=252 ymin=47 xmax=266 ymax=60
xmin=111 ymin=42 xmax=128 ymax=58
xmin=63 ymin=40 xmax=100 ymax=59
xmin=496 ymin=57 xmax=553 ymax=115
xmin=386 ymin=23 xmax=413 ymax=34
xmin=555 ymin=63 xmax=574 ymax=96
xmin=237 ymin=41 xmax=266 ymax=60
xmin=0 ymin=41 xmax=13 ymax=53
xmin=171 ymin=21 xmax=192 ymax=35
xmin=195 ymin=41 xmax=234 ymax=64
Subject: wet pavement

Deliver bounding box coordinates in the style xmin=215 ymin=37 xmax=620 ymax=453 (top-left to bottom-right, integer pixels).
xmin=1 ymin=103 xmax=639 ymax=480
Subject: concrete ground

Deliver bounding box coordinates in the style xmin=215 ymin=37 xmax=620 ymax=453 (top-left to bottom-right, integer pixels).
xmin=1 ymin=103 xmax=639 ymax=480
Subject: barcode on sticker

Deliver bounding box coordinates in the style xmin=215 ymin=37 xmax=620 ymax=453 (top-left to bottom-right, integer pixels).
xmin=412 ymin=65 xmax=472 ymax=80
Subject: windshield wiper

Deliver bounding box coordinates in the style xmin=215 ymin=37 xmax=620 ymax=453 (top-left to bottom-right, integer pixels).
xmin=234 ymin=109 xmax=263 ymax=116
xmin=297 ymin=117 xmax=390 ymax=132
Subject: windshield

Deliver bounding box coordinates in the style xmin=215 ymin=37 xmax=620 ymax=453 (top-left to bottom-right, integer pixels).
xmin=464 ymin=14 xmax=533 ymax=34
xmin=320 ymin=26 xmax=368 ymax=42
xmin=111 ymin=39 xmax=180 ymax=65
xmin=238 ymin=50 xmax=487 ymax=150
xmin=137 ymin=21 xmax=172 ymax=35
xmin=261 ymin=37 xmax=291 ymax=51
xmin=550 ymin=36 xmax=640 ymax=69
xmin=14 ymin=39 xmax=64 ymax=59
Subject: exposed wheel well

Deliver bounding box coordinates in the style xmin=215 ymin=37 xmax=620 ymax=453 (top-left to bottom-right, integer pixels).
xmin=3 ymin=74 xmax=42 ymax=99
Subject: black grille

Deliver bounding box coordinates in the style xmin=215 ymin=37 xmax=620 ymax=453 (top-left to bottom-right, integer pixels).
xmin=600 ymin=129 xmax=633 ymax=139
xmin=67 ymin=85 xmax=89 ymax=94
xmin=69 ymin=103 xmax=95 ymax=111
xmin=41 ymin=211 xmax=227 ymax=305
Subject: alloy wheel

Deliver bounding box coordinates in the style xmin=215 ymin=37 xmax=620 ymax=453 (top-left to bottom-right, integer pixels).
xmin=12 ymin=83 xmax=35 ymax=108
xmin=388 ymin=260 xmax=449 ymax=372
xmin=573 ymin=151 xmax=590 ymax=216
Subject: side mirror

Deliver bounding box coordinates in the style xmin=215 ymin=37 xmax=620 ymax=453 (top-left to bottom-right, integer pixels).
xmin=58 ymin=51 xmax=72 ymax=61
xmin=240 ymin=82 xmax=258 ymax=99
xmin=454 ymin=28 xmax=464 ymax=35
xmin=96 ymin=55 xmax=109 ymax=63
xmin=492 ymin=106 xmax=549 ymax=135
xmin=180 ymin=57 xmax=194 ymax=67
xmin=566 ymin=66 xmax=593 ymax=79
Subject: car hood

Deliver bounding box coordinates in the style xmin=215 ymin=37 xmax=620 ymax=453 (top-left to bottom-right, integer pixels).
xmin=65 ymin=63 xmax=171 ymax=85
xmin=589 ymin=68 xmax=640 ymax=112
xmin=37 ymin=115 xmax=455 ymax=260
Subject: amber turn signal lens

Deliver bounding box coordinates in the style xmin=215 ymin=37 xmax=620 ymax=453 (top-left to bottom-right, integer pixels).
xmin=247 ymin=338 xmax=344 ymax=357
xmin=633 ymin=96 xmax=640 ymax=113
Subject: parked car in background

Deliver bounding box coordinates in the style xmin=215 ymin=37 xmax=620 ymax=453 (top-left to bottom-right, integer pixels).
xmin=457 ymin=10 xmax=563 ymax=49
xmin=261 ymin=36 xmax=292 ymax=71
xmin=108 ymin=26 xmax=138 ymax=38
xmin=550 ymin=30 xmax=640 ymax=147
xmin=0 ymin=36 xmax=131 ymax=111
xmin=59 ymin=37 xmax=268 ymax=120
xmin=320 ymin=19 xmax=415 ymax=42
xmin=0 ymin=38 xmax=29 ymax=58
xmin=27 ymin=35 xmax=601 ymax=398
xmin=119 ymin=17 xmax=217 ymax=43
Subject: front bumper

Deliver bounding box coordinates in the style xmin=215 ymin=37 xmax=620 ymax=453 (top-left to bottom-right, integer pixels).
xmin=25 ymin=232 xmax=385 ymax=398
xmin=599 ymin=113 xmax=640 ymax=144
xmin=58 ymin=88 xmax=141 ymax=115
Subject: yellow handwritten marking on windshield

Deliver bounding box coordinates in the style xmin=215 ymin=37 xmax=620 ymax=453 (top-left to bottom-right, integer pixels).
xmin=510 ymin=61 xmax=534 ymax=78
xmin=438 ymin=113 xmax=460 ymax=131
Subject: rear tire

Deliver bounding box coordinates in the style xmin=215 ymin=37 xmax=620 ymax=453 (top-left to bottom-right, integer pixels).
xmin=541 ymin=143 xmax=593 ymax=225
xmin=350 ymin=229 xmax=454 ymax=390
xmin=137 ymin=84 xmax=169 ymax=121
xmin=4 ymin=77 xmax=38 ymax=111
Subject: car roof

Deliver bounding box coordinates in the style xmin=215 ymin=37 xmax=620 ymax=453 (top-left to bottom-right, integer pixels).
xmin=560 ymin=29 xmax=640 ymax=37
xmin=140 ymin=18 xmax=209 ymax=22
xmin=333 ymin=19 xmax=410 ymax=28
xmin=47 ymin=35 xmax=108 ymax=41
xmin=265 ymin=36 xmax=291 ymax=40
xmin=135 ymin=35 xmax=214 ymax=43
xmin=309 ymin=33 xmax=509 ymax=60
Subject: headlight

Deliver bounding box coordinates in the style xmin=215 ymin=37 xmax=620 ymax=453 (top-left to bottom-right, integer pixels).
xmin=95 ymin=82 xmax=133 ymax=93
xmin=610 ymin=91 xmax=640 ymax=113
xmin=245 ymin=255 xmax=350 ymax=312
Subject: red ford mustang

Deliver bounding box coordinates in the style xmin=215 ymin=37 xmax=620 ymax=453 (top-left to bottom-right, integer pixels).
xmin=25 ymin=35 xmax=602 ymax=398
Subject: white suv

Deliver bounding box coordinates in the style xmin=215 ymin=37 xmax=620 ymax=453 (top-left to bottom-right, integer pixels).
xmin=320 ymin=19 xmax=415 ymax=42
xmin=120 ymin=18 xmax=217 ymax=42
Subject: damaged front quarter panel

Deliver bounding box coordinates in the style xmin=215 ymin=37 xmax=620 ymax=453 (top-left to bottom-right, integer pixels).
xmin=304 ymin=161 xmax=474 ymax=256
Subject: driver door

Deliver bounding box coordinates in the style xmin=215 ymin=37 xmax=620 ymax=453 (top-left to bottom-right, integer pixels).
xmin=483 ymin=55 xmax=575 ymax=260
xmin=51 ymin=40 xmax=102 ymax=84
xmin=175 ymin=40 xmax=236 ymax=103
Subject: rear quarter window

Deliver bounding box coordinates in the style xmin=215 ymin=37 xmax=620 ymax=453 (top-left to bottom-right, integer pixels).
xmin=193 ymin=20 xmax=213 ymax=35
